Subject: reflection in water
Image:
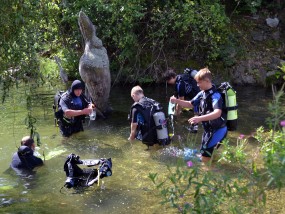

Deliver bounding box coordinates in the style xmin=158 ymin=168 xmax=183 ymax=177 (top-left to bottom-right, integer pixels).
xmin=0 ymin=83 xmax=279 ymax=213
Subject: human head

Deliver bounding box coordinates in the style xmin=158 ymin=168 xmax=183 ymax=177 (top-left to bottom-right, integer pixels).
xmin=131 ymin=85 xmax=144 ymax=102
xmin=194 ymin=68 xmax=213 ymax=90
xmin=21 ymin=136 xmax=35 ymax=150
xmin=163 ymin=69 xmax=177 ymax=85
xmin=71 ymin=80 xmax=83 ymax=97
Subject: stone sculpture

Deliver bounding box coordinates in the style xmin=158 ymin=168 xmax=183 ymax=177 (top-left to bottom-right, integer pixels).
xmin=78 ymin=11 xmax=111 ymax=115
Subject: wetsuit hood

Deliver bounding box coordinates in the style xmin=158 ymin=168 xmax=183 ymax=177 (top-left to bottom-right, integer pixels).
xmin=70 ymin=80 xmax=83 ymax=97
xmin=18 ymin=145 xmax=33 ymax=156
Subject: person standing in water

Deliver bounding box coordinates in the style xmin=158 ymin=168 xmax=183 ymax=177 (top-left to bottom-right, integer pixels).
xmin=11 ymin=136 xmax=43 ymax=174
xmin=170 ymin=68 xmax=227 ymax=163
xmin=164 ymin=68 xmax=200 ymax=116
xmin=57 ymin=80 xmax=93 ymax=137
xmin=128 ymin=85 xmax=166 ymax=147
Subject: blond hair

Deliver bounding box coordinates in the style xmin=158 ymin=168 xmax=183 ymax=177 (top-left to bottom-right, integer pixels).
xmin=194 ymin=67 xmax=212 ymax=82
xmin=131 ymin=85 xmax=143 ymax=96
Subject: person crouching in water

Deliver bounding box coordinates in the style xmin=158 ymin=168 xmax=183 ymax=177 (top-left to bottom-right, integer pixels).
xmin=170 ymin=68 xmax=227 ymax=163
xmin=11 ymin=136 xmax=43 ymax=175
xmin=58 ymin=80 xmax=93 ymax=137
xmin=128 ymin=86 xmax=160 ymax=147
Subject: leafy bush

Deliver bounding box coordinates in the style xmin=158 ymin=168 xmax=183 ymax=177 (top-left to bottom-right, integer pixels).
xmin=0 ymin=0 xmax=233 ymax=85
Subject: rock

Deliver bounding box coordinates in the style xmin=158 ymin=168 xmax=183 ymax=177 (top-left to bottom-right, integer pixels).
xmin=251 ymin=31 xmax=265 ymax=41
xmin=271 ymin=30 xmax=280 ymax=40
xmin=78 ymin=11 xmax=111 ymax=114
xmin=266 ymin=17 xmax=279 ymax=28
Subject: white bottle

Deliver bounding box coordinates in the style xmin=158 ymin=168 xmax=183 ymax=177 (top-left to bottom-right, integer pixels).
xmin=89 ymin=109 xmax=96 ymax=121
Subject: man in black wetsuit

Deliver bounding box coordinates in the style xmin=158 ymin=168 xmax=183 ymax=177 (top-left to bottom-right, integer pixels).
xmin=11 ymin=136 xmax=43 ymax=174
xmin=164 ymin=68 xmax=200 ymax=115
xmin=128 ymin=85 xmax=161 ymax=146
xmin=57 ymin=80 xmax=93 ymax=137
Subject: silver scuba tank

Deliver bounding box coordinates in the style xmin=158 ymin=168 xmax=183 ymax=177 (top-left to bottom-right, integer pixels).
xmin=153 ymin=111 xmax=169 ymax=143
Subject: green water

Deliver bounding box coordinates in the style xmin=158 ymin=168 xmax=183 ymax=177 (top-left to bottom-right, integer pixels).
xmin=0 ymin=82 xmax=277 ymax=213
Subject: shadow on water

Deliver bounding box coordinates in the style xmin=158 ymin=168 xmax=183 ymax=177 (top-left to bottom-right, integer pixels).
xmin=0 ymin=83 xmax=278 ymax=213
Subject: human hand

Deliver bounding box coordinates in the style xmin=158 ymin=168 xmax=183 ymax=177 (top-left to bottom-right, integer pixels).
xmin=83 ymin=107 xmax=93 ymax=115
xmin=188 ymin=116 xmax=200 ymax=125
xmin=170 ymin=95 xmax=177 ymax=104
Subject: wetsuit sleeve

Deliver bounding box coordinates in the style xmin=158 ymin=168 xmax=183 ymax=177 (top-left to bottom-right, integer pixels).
xmin=59 ymin=98 xmax=68 ymax=112
xmin=211 ymin=92 xmax=223 ymax=110
xmin=29 ymin=156 xmax=44 ymax=169
xmin=130 ymin=108 xmax=138 ymax=123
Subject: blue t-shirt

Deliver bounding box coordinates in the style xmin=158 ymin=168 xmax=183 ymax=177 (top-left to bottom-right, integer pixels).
xmin=72 ymin=96 xmax=83 ymax=109
xmin=60 ymin=96 xmax=83 ymax=112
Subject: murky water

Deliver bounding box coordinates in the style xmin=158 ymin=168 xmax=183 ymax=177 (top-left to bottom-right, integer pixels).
xmin=0 ymin=82 xmax=278 ymax=213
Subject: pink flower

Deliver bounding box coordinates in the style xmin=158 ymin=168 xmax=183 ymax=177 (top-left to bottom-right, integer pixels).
xmin=280 ymin=120 xmax=285 ymax=127
xmin=187 ymin=161 xmax=193 ymax=167
xmin=238 ymin=134 xmax=245 ymax=139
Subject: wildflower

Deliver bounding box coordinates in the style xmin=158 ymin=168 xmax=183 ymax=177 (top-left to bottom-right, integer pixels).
xmin=187 ymin=161 xmax=193 ymax=167
xmin=280 ymin=120 xmax=285 ymax=127
xmin=238 ymin=134 xmax=245 ymax=139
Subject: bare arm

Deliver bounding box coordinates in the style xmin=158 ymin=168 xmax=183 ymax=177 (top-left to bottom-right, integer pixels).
xmin=170 ymin=95 xmax=193 ymax=109
xmin=128 ymin=122 xmax=138 ymax=141
xmin=64 ymin=104 xmax=92 ymax=118
xmin=175 ymin=96 xmax=185 ymax=115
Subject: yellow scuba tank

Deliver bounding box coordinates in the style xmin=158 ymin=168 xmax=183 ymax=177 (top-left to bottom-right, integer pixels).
xmin=224 ymin=83 xmax=238 ymax=131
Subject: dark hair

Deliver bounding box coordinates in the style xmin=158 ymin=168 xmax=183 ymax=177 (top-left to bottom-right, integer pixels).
xmin=163 ymin=69 xmax=177 ymax=81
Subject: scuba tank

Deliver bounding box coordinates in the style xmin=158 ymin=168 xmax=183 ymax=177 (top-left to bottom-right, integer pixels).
xmin=220 ymin=82 xmax=238 ymax=131
xmin=153 ymin=111 xmax=170 ymax=146
xmin=184 ymin=67 xmax=198 ymax=78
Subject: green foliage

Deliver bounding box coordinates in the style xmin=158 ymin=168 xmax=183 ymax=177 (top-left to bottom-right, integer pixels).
xmin=238 ymin=0 xmax=263 ymax=14
xmin=24 ymin=85 xmax=42 ymax=147
xmin=40 ymin=58 xmax=58 ymax=79
xmin=0 ymin=0 xmax=281 ymax=86
xmin=0 ymin=0 xmax=233 ymax=86
xmin=276 ymin=62 xmax=285 ymax=81
xmin=218 ymin=137 xmax=248 ymax=164
xmin=266 ymin=84 xmax=285 ymax=131
xmin=255 ymin=84 xmax=285 ymax=190
xmin=149 ymin=160 xmax=266 ymax=213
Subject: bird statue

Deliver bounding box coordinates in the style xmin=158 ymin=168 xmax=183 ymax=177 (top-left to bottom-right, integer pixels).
xmin=78 ymin=11 xmax=111 ymax=115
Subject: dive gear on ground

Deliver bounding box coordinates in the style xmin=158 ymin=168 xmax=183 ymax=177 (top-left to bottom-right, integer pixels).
xmin=63 ymin=153 xmax=112 ymax=188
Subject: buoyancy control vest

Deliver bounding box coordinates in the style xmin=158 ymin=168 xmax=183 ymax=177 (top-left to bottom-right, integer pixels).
xmin=11 ymin=146 xmax=43 ymax=170
xmin=130 ymin=97 xmax=170 ymax=146
xmin=199 ymin=87 xmax=227 ymax=132
xmin=54 ymin=90 xmax=90 ymax=123
xmin=201 ymin=82 xmax=238 ymax=131
xmin=176 ymin=73 xmax=200 ymax=99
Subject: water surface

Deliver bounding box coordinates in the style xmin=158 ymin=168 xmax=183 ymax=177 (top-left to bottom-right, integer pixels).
xmin=0 ymin=82 xmax=278 ymax=213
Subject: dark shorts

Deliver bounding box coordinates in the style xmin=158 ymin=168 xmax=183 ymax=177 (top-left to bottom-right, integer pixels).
xmin=200 ymin=126 xmax=227 ymax=157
